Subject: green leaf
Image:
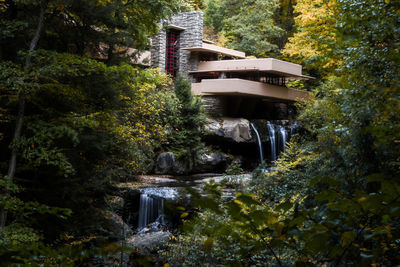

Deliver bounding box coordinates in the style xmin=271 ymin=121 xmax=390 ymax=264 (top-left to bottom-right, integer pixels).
xmin=366 ymin=173 xmax=385 ymax=182
xmin=236 ymin=193 xmax=259 ymax=206
xmin=341 ymin=231 xmax=356 ymax=247
xmin=275 ymin=200 xmax=293 ymax=212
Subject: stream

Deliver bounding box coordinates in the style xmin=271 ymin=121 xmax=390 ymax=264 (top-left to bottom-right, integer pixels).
xmin=118 ymin=173 xmax=251 ymax=234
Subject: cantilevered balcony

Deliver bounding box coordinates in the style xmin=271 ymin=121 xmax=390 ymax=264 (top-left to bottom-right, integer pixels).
xmin=190 ymin=58 xmax=312 ymax=80
xmin=191 ymin=78 xmax=311 ymax=102
xmin=182 ymin=42 xmax=246 ymax=59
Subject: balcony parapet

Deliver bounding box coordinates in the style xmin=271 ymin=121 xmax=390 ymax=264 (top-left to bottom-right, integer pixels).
xmin=192 ymin=78 xmax=311 ymax=102
xmin=191 ymin=58 xmax=313 ymax=79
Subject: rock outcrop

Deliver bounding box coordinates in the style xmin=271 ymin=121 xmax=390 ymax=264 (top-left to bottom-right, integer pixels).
xmin=154 ymin=152 xmax=190 ymax=175
xmin=204 ymin=117 xmax=253 ymax=142
xmin=193 ymin=152 xmax=231 ymax=173
xmin=126 ymin=231 xmax=171 ymax=252
xmin=155 ymin=152 xmax=176 ymax=174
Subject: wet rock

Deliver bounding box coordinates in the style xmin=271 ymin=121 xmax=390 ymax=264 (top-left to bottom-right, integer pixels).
xmin=137 ymin=221 xmax=168 ymax=235
xmin=204 ymin=117 xmax=252 ymax=142
xmin=155 ymin=152 xmax=175 ymax=174
xmin=154 ymin=152 xmax=192 ymax=175
xmin=125 ymin=230 xmax=171 ymax=253
xmin=194 ymin=152 xmax=231 ymax=173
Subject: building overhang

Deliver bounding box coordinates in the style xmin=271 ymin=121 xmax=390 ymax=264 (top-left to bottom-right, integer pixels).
xmin=167 ymin=24 xmax=185 ymax=31
xmin=189 ymin=69 xmax=313 ymax=80
xmin=182 ymin=42 xmax=246 ymax=59
xmin=192 ymin=79 xmax=312 ymax=102
xmin=191 ymin=58 xmax=313 ymax=79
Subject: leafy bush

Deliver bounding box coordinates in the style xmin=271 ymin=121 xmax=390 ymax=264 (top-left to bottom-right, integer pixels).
xmin=224 ymin=162 xmax=244 ymax=175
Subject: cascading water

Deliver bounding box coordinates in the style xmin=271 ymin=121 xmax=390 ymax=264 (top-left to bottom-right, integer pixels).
xmin=137 ymin=187 xmax=177 ymax=230
xmin=266 ymin=121 xmax=277 ymax=162
xmin=278 ymin=125 xmax=288 ymax=153
xmin=250 ymin=123 xmax=264 ymax=163
xmin=137 ymin=194 xmax=164 ymax=230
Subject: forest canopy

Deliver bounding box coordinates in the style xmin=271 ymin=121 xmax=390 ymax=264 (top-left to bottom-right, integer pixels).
xmin=0 ymin=0 xmax=399 ymax=265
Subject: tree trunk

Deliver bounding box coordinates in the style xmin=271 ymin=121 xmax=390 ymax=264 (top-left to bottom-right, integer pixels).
xmin=0 ymin=1 xmax=46 ymax=229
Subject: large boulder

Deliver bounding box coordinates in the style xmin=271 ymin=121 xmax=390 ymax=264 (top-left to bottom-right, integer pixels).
xmin=154 ymin=152 xmax=190 ymax=175
xmin=155 ymin=152 xmax=175 ymax=174
xmin=204 ymin=117 xmax=252 ymax=142
xmin=194 ymin=152 xmax=231 ymax=173
xmin=125 ymin=230 xmax=172 ymax=254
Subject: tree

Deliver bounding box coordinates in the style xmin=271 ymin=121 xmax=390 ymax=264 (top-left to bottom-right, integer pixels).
xmin=275 ymin=0 xmax=297 ymax=49
xmin=166 ymin=74 xmax=205 ymax=172
xmin=0 ymin=0 xmax=182 ymax=264
xmin=167 ymin=0 xmax=400 ymax=265
xmin=282 ymin=0 xmax=340 ymax=74
xmin=203 ymin=0 xmax=284 ymax=57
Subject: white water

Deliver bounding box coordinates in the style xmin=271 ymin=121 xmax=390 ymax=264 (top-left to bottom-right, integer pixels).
xmin=137 ymin=193 xmax=165 ymax=230
xmin=278 ymin=125 xmax=288 ymax=152
xmin=250 ymin=123 xmax=264 ymax=163
xmin=139 ymin=187 xmax=178 ymax=200
xmin=137 ymin=187 xmax=179 ymax=230
xmin=266 ymin=121 xmax=277 ymax=162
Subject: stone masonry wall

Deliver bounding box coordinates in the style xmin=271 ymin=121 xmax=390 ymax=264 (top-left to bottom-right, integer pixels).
xmin=151 ymin=30 xmax=166 ymax=71
xmin=151 ymin=11 xmax=203 ymax=75
xmin=202 ymin=96 xmax=226 ymax=117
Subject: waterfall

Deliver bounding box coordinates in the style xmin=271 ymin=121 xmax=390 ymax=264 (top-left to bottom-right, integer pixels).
xmin=266 ymin=121 xmax=277 ymax=162
xmin=250 ymin=123 xmax=264 ymax=163
xmin=278 ymin=125 xmax=288 ymax=152
xmin=137 ymin=193 xmax=164 ymax=230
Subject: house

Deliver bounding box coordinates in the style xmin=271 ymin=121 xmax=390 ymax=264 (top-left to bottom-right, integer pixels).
xmin=150 ymin=11 xmax=311 ymax=120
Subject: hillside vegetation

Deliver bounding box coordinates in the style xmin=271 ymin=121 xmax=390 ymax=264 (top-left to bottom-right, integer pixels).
xmin=0 ymin=0 xmax=399 ymax=265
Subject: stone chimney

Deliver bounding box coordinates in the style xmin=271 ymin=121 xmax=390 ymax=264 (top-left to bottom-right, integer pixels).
xmin=151 ymin=11 xmax=203 ymax=75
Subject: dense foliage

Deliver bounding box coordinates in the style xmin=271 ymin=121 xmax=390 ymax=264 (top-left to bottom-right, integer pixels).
xmin=1 ymin=0 xmax=398 ymax=265
xmin=282 ymin=0 xmax=340 ymax=72
xmin=165 ymin=0 xmax=400 ymax=265
xmin=203 ymin=0 xmax=284 ymax=56
xmin=0 ymin=0 xmax=186 ymax=264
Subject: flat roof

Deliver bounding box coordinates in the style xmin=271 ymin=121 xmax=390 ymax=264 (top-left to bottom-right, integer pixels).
xmin=189 ymin=58 xmax=313 ymax=79
xmin=167 ymin=24 xmax=185 ymax=31
xmin=182 ymin=42 xmax=246 ymax=59
xmin=202 ymin=39 xmax=215 ymax=44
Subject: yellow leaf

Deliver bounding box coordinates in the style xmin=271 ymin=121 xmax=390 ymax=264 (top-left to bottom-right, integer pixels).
xmin=234 ymin=199 xmax=244 ymax=206
xmin=267 ymin=216 xmax=277 ymax=225
xmin=203 ymin=237 xmax=215 ymax=251
xmin=180 ymin=212 xmax=189 ymax=218
xmin=358 ymin=197 xmax=367 ymax=203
